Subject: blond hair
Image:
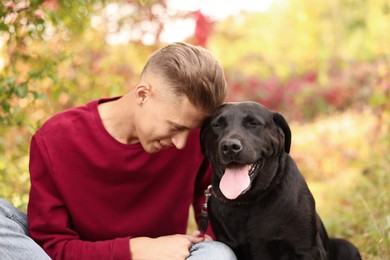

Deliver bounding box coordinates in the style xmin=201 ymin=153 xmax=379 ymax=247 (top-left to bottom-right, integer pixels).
xmin=141 ymin=42 xmax=227 ymax=114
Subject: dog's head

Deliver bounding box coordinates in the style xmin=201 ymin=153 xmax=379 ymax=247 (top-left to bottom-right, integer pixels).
xmin=200 ymin=101 xmax=291 ymax=201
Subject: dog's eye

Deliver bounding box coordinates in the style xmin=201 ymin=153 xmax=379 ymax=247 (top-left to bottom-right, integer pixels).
xmin=246 ymin=120 xmax=262 ymax=128
xmin=249 ymin=122 xmax=260 ymax=127
xmin=243 ymin=115 xmax=263 ymax=128
xmin=212 ymin=122 xmax=223 ymax=128
xmin=211 ymin=118 xmax=226 ymax=130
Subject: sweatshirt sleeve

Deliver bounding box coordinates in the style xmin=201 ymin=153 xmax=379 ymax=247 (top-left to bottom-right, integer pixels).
xmin=28 ymin=133 xmax=131 ymax=260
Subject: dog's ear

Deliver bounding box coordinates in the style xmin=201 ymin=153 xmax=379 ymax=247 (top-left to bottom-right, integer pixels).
xmin=200 ymin=116 xmax=212 ymax=156
xmin=273 ymin=113 xmax=291 ymax=154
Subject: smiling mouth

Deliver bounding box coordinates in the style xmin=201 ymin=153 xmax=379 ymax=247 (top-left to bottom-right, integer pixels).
xmin=218 ymin=159 xmax=263 ymax=200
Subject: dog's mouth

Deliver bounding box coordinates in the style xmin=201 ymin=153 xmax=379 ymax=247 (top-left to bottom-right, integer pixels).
xmin=219 ymin=159 xmax=263 ymax=200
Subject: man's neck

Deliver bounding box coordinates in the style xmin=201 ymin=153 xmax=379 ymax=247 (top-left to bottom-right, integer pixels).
xmin=97 ymin=93 xmax=138 ymax=144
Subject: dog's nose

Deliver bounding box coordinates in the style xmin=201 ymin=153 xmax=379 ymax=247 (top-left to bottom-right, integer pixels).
xmin=222 ymin=138 xmax=243 ymax=156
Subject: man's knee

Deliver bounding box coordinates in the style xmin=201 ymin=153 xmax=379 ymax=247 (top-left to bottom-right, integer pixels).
xmin=0 ymin=199 xmax=51 ymax=260
xmin=0 ymin=198 xmax=13 ymax=216
xmin=189 ymin=240 xmax=237 ymax=260
xmin=0 ymin=198 xmax=28 ymax=235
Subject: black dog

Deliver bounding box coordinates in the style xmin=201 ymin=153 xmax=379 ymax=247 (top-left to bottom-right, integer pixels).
xmin=200 ymin=101 xmax=361 ymax=260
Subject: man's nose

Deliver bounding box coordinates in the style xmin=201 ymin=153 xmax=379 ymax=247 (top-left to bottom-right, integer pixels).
xmin=172 ymin=131 xmax=190 ymax=150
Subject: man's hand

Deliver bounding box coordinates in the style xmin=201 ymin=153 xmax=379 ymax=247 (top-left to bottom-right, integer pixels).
xmin=130 ymin=232 xmax=205 ymax=260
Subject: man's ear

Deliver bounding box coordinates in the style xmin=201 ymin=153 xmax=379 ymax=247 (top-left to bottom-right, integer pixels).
xmin=273 ymin=113 xmax=291 ymax=154
xmin=135 ymin=84 xmax=151 ymax=106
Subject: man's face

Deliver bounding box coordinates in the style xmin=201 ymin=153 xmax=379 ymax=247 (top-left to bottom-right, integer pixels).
xmin=134 ymin=82 xmax=208 ymax=153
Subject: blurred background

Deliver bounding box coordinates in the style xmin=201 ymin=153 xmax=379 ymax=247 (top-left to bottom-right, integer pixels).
xmin=0 ymin=0 xmax=389 ymax=258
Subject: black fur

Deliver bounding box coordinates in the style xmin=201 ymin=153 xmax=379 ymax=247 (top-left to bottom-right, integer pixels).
xmin=200 ymin=101 xmax=361 ymax=260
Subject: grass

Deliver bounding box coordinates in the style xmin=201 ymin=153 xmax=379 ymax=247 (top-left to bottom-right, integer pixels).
xmin=188 ymin=109 xmax=390 ymax=259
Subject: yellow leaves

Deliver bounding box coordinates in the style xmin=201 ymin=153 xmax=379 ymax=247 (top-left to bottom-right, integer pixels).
xmin=290 ymin=109 xmax=376 ymax=181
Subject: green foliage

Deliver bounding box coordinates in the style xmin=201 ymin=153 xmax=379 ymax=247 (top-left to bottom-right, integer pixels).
xmin=1 ymin=0 xmax=45 ymax=127
xmin=212 ymin=0 xmax=390 ymax=76
xmin=210 ymin=0 xmax=390 ymax=121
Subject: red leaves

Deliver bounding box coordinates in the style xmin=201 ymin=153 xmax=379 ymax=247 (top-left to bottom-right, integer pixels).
xmin=226 ymin=70 xmax=357 ymax=121
xmin=193 ymin=10 xmax=214 ymax=47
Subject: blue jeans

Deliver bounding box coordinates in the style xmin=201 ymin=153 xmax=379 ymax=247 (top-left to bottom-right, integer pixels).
xmin=0 ymin=199 xmax=51 ymax=260
xmin=188 ymin=241 xmax=237 ymax=260
xmin=0 ymin=199 xmax=236 ymax=260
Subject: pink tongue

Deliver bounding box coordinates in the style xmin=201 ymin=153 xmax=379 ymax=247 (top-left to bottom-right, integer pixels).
xmin=220 ymin=165 xmax=251 ymax=199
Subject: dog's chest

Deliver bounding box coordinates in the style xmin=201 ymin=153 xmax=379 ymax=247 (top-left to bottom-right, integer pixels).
xmin=210 ymin=199 xmax=281 ymax=244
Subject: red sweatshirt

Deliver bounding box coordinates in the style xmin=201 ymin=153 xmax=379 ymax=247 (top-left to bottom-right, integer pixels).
xmin=28 ymin=98 xmax=212 ymax=260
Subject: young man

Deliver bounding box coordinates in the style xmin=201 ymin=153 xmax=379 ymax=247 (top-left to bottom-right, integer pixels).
xmin=0 ymin=42 xmax=237 ymax=260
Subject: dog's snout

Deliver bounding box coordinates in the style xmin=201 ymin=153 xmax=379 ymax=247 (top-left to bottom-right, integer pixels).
xmin=222 ymin=138 xmax=243 ymax=156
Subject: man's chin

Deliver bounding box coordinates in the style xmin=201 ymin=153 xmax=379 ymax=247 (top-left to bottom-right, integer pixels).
xmin=143 ymin=141 xmax=172 ymax=153
xmin=138 ymin=141 xmax=159 ymax=153
xmin=146 ymin=145 xmax=161 ymax=153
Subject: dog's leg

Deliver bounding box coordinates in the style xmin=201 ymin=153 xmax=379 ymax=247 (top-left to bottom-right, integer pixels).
xmin=328 ymin=238 xmax=362 ymax=260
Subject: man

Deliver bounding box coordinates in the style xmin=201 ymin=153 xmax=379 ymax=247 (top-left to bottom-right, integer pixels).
xmin=0 ymin=42 xmax=237 ymax=260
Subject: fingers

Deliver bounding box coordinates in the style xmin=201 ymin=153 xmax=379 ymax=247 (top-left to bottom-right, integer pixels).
xmin=190 ymin=230 xmax=201 ymax=237
xmin=187 ymin=230 xmax=205 ymax=244
xmin=203 ymin=234 xmax=213 ymax=241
